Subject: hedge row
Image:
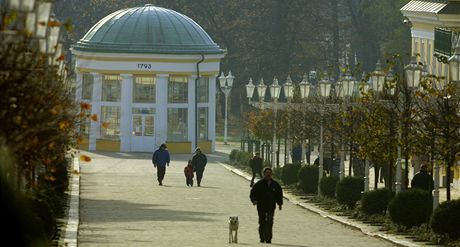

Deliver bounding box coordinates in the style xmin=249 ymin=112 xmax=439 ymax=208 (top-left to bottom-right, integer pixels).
xmin=228 ymin=150 xmax=460 ymax=240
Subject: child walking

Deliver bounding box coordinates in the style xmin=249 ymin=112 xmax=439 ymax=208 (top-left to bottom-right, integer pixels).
xmin=184 ymin=160 xmax=194 ymax=186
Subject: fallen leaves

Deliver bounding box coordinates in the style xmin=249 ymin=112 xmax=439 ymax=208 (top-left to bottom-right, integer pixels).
xmin=79 ymin=155 xmax=91 ymax=162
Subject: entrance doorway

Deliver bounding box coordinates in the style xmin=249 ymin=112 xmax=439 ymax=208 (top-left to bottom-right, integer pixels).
xmin=131 ymin=114 xmax=155 ymax=152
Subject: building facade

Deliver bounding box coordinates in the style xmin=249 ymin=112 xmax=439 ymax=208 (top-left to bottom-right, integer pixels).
xmin=72 ymin=4 xmax=225 ymax=153
xmin=401 ymin=0 xmax=460 ymax=187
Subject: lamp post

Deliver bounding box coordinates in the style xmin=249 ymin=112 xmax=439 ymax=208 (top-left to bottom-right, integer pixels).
xmin=299 ymin=73 xmax=312 ymax=165
xmin=7 ymin=0 xmax=35 ymax=12
xmin=396 ymin=56 xmax=422 ymax=193
xmin=270 ymin=77 xmax=281 ymax=168
xmin=385 ymin=68 xmax=396 ymax=192
xmin=219 ymin=71 xmax=234 ymax=145
xmin=368 ymin=60 xmax=396 ymax=192
xmin=337 ymin=67 xmax=357 ymax=181
xmin=316 ymin=72 xmax=333 ymax=194
xmin=257 ymin=78 xmax=266 ymax=110
xmin=283 ymin=75 xmax=294 ymax=164
xmin=246 ymin=78 xmax=255 ymax=104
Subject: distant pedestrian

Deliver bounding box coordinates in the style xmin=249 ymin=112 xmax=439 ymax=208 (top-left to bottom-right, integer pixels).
xmin=411 ymin=164 xmax=434 ymax=191
xmin=250 ymin=167 xmax=283 ymax=244
xmin=184 ymin=160 xmax=194 ymax=187
xmin=192 ymin=147 xmax=207 ymax=187
xmin=152 ymin=144 xmax=170 ymax=186
xmin=291 ymin=143 xmax=302 ymax=164
xmin=249 ymin=152 xmax=263 ymax=187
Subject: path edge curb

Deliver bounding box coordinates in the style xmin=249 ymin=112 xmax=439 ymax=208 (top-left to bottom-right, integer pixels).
xmin=61 ymin=157 xmax=80 ymax=247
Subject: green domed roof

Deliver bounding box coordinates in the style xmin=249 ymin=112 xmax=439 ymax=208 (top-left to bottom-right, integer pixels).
xmin=73 ymin=4 xmax=224 ymax=55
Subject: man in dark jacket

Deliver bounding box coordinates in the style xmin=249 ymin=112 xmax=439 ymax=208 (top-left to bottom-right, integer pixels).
xmin=249 ymin=152 xmax=263 ymax=187
xmin=411 ymin=165 xmax=434 ymax=191
xmin=152 ymin=144 xmax=170 ymax=186
xmin=191 ymin=147 xmax=207 ymax=187
xmin=250 ymin=167 xmax=283 ymax=244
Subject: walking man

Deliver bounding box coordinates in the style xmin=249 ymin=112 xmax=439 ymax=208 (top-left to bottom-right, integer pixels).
xmin=250 ymin=167 xmax=283 ymax=244
xmin=191 ymin=147 xmax=207 ymax=187
xmin=249 ymin=152 xmax=263 ymax=187
xmin=152 ymin=144 xmax=170 ymax=186
xmin=411 ymin=164 xmax=434 ymax=191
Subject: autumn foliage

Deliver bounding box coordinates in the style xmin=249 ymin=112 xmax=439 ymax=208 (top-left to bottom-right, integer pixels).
xmin=0 ymin=32 xmax=78 ymax=189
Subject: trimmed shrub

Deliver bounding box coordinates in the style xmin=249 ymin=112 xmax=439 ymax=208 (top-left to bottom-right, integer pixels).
xmin=361 ymin=188 xmax=393 ymax=216
xmin=238 ymin=151 xmax=252 ymax=167
xmin=431 ymin=199 xmax=460 ymax=240
xmin=388 ymin=189 xmax=432 ymax=228
xmin=273 ymin=167 xmax=282 ymax=180
xmin=229 ymin=149 xmax=239 ymax=161
xmin=319 ymin=176 xmax=339 ymax=198
xmin=298 ymin=165 xmax=318 ymax=194
xmin=28 ymin=195 xmax=57 ymax=240
xmin=336 ymin=176 xmax=364 ymax=208
xmin=281 ymin=163 xmax=301 ymax=185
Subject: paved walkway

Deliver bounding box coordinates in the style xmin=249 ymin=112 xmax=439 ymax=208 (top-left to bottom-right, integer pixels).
xmin=75 ymin=148 xmax=397 ymax=247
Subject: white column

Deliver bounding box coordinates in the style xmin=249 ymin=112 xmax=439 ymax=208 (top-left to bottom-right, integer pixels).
xmin=75 ymin=71 xmax=83 ymax=103
xmin=89 ymin=72 xmax=102 ymax=151
xmin=155 ymin=74 xmax=169 ymax=148
xmin=209 ymin=75 xmax=217 ymax=152
xmin=188 ymin=75 xmax=197 ymax=151
xmin=120 ymin=74 xmax=133 ymax=152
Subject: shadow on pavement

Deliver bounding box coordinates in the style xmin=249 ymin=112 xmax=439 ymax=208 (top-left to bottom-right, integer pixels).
xmin=80 ymin=198 xmax=217 ymax=223
xmin=270 ymin=243 xmax=311 ymax=247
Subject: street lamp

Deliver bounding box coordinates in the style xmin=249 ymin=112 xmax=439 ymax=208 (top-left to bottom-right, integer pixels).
xmin=370 ymin=60 xmax=386 ymax=97
xmin=317 ymin=72 xmax=333 ymax=194
xmin=283 ymin=75 xmax=294 ymax=164
xmin=369 ymin=60 xmax=396 ymax=192
xmin=404 ymin=56 xmax=423 ymax=89
xmin=219 ymin=71 xmax=234 ymax=145
xmin=245 ymin=78 xmax=255 ymax=104
xmin=270 ymin=77 xmax=281 ymax=168
xmin=358 ymin=72 xmax=370 ymax=98
xmin=299 ymin=73 xmax=312 ymax=165
xmin=395 ymin=55 xmax=422 ymax=193
xmin=34 ymin=1 xmax=52 ymax=38
xmin=257 ymin=78 xmax=266 ymax=109
xmin=338 ymin=68 xmax=357 ymax=181
xmin=299 ymin=73 xmax=312 ymax=100
xmin=283 ymin=74 xmax=294 ymax=100
xmin=8 ymin=0 xmax=35 ymax=12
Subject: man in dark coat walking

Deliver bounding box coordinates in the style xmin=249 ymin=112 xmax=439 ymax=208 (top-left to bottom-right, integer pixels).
xmin=411 ymin=164 xmax=434 ymax=191
xmin=152 ymin=144 xmax=170 ymax=186
xmin=249 ymin=152 xmax=263 ymax=187
xmin=250 ymin=167 xmax=283 ymax=244
xmin=191 ymin=147 xmax=207 ymax=187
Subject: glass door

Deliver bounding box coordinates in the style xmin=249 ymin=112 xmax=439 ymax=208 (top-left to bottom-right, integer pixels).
xmin=131 ymin=109 xmax=155 ymax=152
